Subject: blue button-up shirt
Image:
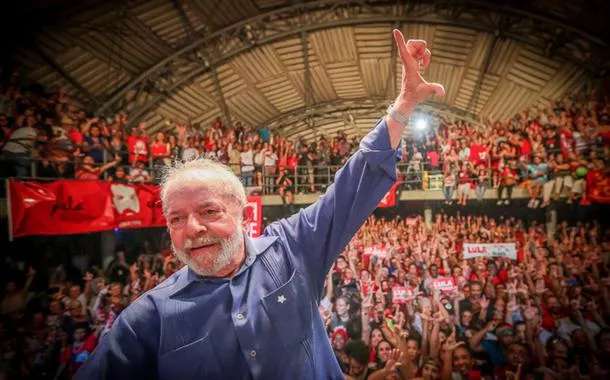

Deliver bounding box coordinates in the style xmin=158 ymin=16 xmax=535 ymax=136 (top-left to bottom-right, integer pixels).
xmin=75 ymin=118 xmax=397 ymax=380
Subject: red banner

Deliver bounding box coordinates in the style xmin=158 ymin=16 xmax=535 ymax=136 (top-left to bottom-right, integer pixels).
xmin=8 ymin=179 xmax=262 ymax=239
xmin=244 ymin=196 xmax=262 ymax=237
xmin=378 ymin=181 xmax=400 ymax=208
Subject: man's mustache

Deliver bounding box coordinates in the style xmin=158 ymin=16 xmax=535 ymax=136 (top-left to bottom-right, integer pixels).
xmin=184 ymin=237 xmax=222 ymax=252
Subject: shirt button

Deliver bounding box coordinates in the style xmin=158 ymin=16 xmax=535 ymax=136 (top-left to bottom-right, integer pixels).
xmin=249 ymin=350 xmax=257 ymax=358
xmin=236 ymin=313 xmax=245 ymax=321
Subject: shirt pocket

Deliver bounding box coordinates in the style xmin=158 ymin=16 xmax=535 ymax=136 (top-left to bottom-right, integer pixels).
xmin=158 ymin=333 xmax=223 ymax=380
xmin=262 ymin=269 xmax=312 ymax=348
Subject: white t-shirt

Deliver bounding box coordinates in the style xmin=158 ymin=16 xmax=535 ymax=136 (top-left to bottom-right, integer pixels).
xmin=240 ymin=150 xmax=254 ymax=172
xmin=2 ymin=127 xmax=37 ymax=154
xmin=264 ymin=151 xmax=278 ymax=167
xmin=129 ymin=168 xmax=150 ymax=183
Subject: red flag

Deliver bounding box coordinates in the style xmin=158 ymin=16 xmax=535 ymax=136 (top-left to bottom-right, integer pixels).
xmin=378 ymin=181 xmax=399 ymax=208
xmin=8 ymin=179 xmax=263 ymax=238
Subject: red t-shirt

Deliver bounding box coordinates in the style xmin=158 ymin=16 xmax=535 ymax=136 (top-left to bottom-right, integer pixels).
xmin=287 ymin=155 xmax=298 ymax=171
xmin=458 ymin=171 xmax=472 ymax=184
xmin=127 ymin=136 xmax=149 ymax=163
xmin=150 ymin=142 xmax=169 ymax=158
xmin=68 ymin=128 xmax=83 ymax=145
xmin=427 ymin=151 xmax=439 ymax=167
xmin=75 ymin=168 xmax=101 ymax=180
xmin=61 ymin=334 xmax=97 ymax=378
xmin=519 ymin=139 xmax=532 ymax=159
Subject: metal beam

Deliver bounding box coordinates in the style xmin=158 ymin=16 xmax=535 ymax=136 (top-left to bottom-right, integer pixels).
xmin=31 ymin=45 xmax=101 ymax=107
xmin=300 ymin=30 xmax=315 ymax=136
xmin=93 ymin=0 xmax=607 ymax=117
xmin=466 ymin=34 xmax=498 ymax=114
xmin=172 ymin=0 xmax=197 ymax=41
xmin=211 ymin=66 xmax=232 ymax=128
xmin=261 ymin=97 xmax=484 ymax=137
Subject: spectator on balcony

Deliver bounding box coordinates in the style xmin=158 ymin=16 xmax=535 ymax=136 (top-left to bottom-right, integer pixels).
xmin=126 ymin=123 xmax=148 ymax=164
xmin=443 ymin=165 xmax=456 ymax=205
xmin=240 ymin=142 xmax=254 ymax=187
xmin=497 ymin=159 xmax=517 ymax=205
xmin=458 ymin=139 xmax=470 ymax=162
xmin=456 ymin=163 xmax=473 ymax=206
xmin=229 ymin=142 xmax=242 ymax=175
xmin=548 ymin=152 xmax=571 ymax=201
xmin=254 ymin=143 xmax=265 ymax=187
xmin=565 ymin=152 xmax=589 ymax=205
xmin=264 ymin=145 xmax=278 ymax=193
xmin=180 ymin=137 xmax=198 ymax=162
xmin=1 ymin=115 xmax=38 ymax=177
xmin=75 ymin=154 xmax=120 ymax=180
xmin=83 ymin=125 xmax=107 ymax=164
xmin=150 ymin=132 xmax=171 ymax=167
xmin=474 ymin=165 xmax=489 ymax=201
xmin=108 ymin=166 xmax=128 ymax=184
xmin=276 ymin=166 xmax=294 ymax=210
xmin=128 ymin=161 xmax=152 ymax=183
xmin=523 ymin=155 xmax=549 ymax=208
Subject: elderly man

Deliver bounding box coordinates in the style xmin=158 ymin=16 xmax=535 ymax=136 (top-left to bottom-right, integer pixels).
xmin=75 ymin=30 xmax=444 ymax=380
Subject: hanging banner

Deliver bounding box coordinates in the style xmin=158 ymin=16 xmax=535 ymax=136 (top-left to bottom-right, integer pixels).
xmin=8 ymin=179 xmax=262 ymax=239
xmin=243 ymin=196 xmax=262 ymax=238
xmin=463 ymin=243 xmax=517 ymax=260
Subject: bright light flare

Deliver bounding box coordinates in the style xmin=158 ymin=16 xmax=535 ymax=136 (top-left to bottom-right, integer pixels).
xmin=415 ymin=119 xmax=427 ymax=130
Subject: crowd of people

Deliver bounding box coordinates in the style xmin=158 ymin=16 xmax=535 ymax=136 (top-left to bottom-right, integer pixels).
xmin=1 ymin=71 xmax=609 ymax=206
xmin=1 ymin=212 xmax=609 ymax=379
xmin=326 ymin=213 xmax=610 ymax=380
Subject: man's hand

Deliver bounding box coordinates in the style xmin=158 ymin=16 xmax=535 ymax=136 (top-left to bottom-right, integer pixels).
xmin=392 ymin=30 xmax=445 ymax=115
xmin=386 ymin=30 xmax=444 ymax=148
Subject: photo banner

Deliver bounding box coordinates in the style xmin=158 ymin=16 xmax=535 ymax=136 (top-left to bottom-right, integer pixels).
xmin=463 ymin=243 xmax=517 ymax=260
xmin=8 ymin=179 xmax=262 ymax=239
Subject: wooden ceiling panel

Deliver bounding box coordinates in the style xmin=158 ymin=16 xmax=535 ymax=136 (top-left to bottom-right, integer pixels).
xmin=256 ymin=76 xmax=305 ymax=113
xmin=231 ymin=45 xmax=285 ymax=84
xmin=310 ymin=27 xmax=358 ymax=65
xmin=326 ymin=62 xmax=366 ymax=99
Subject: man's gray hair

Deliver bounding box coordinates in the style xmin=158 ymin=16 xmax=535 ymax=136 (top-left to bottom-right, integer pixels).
xmin=160 ymin=158 xmax=247 ymax=216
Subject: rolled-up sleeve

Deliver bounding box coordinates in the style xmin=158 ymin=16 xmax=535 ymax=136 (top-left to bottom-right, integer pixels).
xmin=266 ymin=118 xmax=398 ymax=297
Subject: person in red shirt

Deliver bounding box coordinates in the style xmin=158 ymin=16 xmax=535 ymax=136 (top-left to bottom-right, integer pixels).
xmin=150 ymin=132 xmax=171 ymax=166
xmin=456 ymin=163 xmax=473 ymax=206
xmin=57 ymin=324 xmax=98 ymax=379
xmin=497 ymin=160 xmax=517 ymax=205
xmin=126 ymin=125 xmax=149 ymax=164
xmin=75 ymin=154 xmax=121 ymax=180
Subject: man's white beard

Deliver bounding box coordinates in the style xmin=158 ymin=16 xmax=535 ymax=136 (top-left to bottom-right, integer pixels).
xmin=172 ymin=227 xmax=244 ymax=277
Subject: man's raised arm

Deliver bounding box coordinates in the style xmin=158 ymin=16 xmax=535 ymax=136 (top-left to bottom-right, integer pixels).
xmin=265 ymin=30 xmax=445 ymax=296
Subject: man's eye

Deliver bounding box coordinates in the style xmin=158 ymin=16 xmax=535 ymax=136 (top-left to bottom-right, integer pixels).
xmin=170 ymin=216 xmax=184 ymax=225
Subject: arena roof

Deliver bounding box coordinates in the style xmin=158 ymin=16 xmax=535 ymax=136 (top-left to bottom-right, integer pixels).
xmin=8 ymin=0 xmax=610 ymax=140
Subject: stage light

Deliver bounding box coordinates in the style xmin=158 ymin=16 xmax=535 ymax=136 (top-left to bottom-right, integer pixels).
xmin=415 ymin=119 xmax=427 ymax=130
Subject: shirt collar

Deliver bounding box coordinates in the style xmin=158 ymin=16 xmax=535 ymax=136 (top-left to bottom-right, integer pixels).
xmin=169 ymin=233 xmax=278 ymax=297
